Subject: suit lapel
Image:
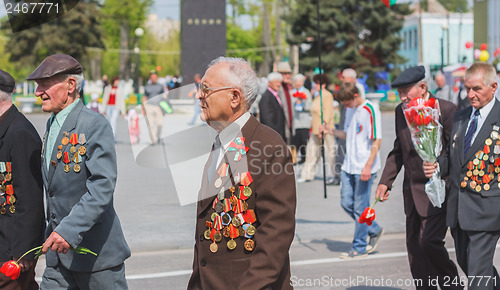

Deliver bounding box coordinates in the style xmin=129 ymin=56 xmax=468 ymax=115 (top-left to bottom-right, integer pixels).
xmin=455 ymin=107 xmax=472 ymax=166
xmin=46 ymin=101 xmax=84 ymax=188
xmin=464 ymin=101 xmax=500 ymax=162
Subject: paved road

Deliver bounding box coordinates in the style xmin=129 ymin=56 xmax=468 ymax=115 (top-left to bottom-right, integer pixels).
xmin=24 ymin=105 xmax=499 ymax=289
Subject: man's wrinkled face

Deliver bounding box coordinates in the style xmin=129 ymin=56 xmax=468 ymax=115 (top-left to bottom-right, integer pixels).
xmin=397 ymin=83 xmax=424 ymax=103
xmin=464 ymin=73 xmax=497 ymax=110
xmin=196 ymin=63 xmax=236 ymax=127
xmin=34 ymin=76 xmax=74 ymax=114
xmin=281 ymin=72 xmax=291 ymax=85
xmin=268 ymin=79 xmax=282 ymax=92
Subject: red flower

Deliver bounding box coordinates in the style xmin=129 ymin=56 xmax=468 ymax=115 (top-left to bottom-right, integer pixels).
xmin=358 ymin=207 xmax=376 ymax=226
xmin=408 ymin=97 xmax=420 ymax=108
xmin=0 ymin=261 xmax=20 ymax=280
xmin=424 ymin=98 xmax=436 ymax=109
xmin=292 ymin=91 xmax=307 ymax=99
xmin=423 ymin=115 xmax=432 ymax=125
xmin=404 ymin=110 xmax=414 ymax=125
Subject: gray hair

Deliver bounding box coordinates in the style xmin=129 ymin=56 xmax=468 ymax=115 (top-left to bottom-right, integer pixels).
xmin=342 ymin=68 xmax=357 ymax=78
xmin=292 ymin=73 xmax=305 ymax=83
xmin=0 ymin=90 xmax=12 ymax=102
xmin=465 ymin=63 xmax=497 ymax=86
xmin=57 ymin=73 xmax=84 ymax=96
xmin=208 ymin=57 xmax=259 ymax=110
xmin=267 ymin=72 xmax=283 ymax=82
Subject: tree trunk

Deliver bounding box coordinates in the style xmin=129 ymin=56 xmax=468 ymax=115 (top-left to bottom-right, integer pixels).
xmin=260 ymin=1 xmax=272 ymax=76
xmin=119 ymin=21 xmax=130 ymax=80
xmin=275 ymin=1 xmax=282 ymax=61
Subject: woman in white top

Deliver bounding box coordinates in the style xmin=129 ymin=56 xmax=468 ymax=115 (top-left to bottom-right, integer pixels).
xmin=102 ymin=76 xmax=127 ymax=139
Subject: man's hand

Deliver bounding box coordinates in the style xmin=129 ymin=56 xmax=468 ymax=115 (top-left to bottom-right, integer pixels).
xmin=11 ymin=258 xmax=35 ymax=272
xmin=42 ymin=231 xmax=70 ymax=255
xmin=375 ymin=184 xmax=390 ymax=202
xmin=423 ymin=161 xmax=437 ymax=178
xmin=360 ymin=165 xmax=372 ymax=181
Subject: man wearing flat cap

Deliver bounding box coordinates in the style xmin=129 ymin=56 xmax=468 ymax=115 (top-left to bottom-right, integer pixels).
xmin=28 ymin=54 xmax=130 ymax=289
xmin=375 ymin=66 xmax=461 ymax=289
xmin=0 ymin=69 xmax=45 ymax=290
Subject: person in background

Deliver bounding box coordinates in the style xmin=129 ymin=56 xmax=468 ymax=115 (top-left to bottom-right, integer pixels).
xmin=277 ymin=62 xmax=294 ymax=145
xmin=188 ymin=73 xmax=202 ymax=126
xmin=298 ymin=74 xmax=335 ymax=183
xmin=323 ymin=81 xmax=383 ymax=259
xmin=291 ymin=73 xmax=312 ymax=164
xmin=86 ymin=93 xmax=102 ymax=114
xmin=259 ymin=72 xmax=286 ymax=142
xmin=434 ymin=72 xmax=451 ymax=102
xmin=142 ymin=72 xmax=166 ymax=144
xmin=102 ymin=76 xmax=126 ymax=140
xmin=127 ymin=108 xmax=140 ymax=145
xmin=0 ymin=68 xmax=45 ymax=290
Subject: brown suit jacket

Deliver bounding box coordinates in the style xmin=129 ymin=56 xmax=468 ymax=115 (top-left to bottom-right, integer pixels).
xmin=188 ymin=115 xmax=296 ymax=290
xmin=379 ymin=96 xmax=457 ymax=217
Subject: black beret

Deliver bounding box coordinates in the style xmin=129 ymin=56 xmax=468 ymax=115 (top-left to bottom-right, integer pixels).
xmin=391 ymin=66 xmax=426 ymax=88
xmin=26 ymin=54 xmax=82 ymax=81
xmin=0 ymin=69 xmax=15 ymax=93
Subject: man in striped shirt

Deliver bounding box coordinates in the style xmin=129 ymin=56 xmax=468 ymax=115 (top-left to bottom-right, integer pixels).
xmin=323 ymin=81 xmax=383 ymax=259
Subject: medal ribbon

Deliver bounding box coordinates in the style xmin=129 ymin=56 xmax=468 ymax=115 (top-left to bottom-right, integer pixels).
xmin=238 ymin=186 xmax=249 ymax=200
xmin=229 ymin=224 xmax=239 ymax=239
xmin=5 ymin=162 xmax=11 ymax=173
xmin=0 ymin=196 xmax=5 ymax=206
xmin=223 ymin=198 xmax=232 ymax=212
xmin=228 ymin=137 xmax=249 ymax=161
xmin=212 ymin=197 xmax=219 ymax=209
xmin=214 ymin=215 xmax=223 ymax=231
xmin=206 ymin=221 xmax=213 ymax=228
xmin=483 ymin=174 xmax=491 ymax=184
xmin=69 ymin=134 xmax=78 ymax=145
xmin=217 ymin=163 xmax=229 ymax=178
xmin=488 ymin=164 xmax=494 ymax=173
xmin=495 ymin=145 xmax=500 ymax=155
xmin=5 ymin=185 xmax=13 ymax=195
xmin=242 ymin=224 xmax=252 ymax=238
xmin=72 ymin=153 xmax=82 ymax=164
xmin=209 ymin=228 xmax=217 ymax=240
xmin=63 ymin=152 xmax=70 ymax=164
xmin=495 ymin=158 xmax=500 ymax=167
xmin=0 ymin=162 xmax=5 ymax=172
xmin=79 ymin=134 xmax=86 ymax=145
xmin=243 ymin=209 xmax=257 ymax=224
xmin=240 ymin=171 xmax=253 ymax=186
xmin=484 ymin=144 xmax=491 ymax=154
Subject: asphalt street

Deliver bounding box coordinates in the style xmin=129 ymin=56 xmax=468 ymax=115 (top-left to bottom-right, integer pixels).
xmin=23 ymin=103 xmax=499 ymax=289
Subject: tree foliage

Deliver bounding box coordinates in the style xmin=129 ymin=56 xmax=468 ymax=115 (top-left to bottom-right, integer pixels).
xmin=286 ymin=0 xmax=411 ymax=88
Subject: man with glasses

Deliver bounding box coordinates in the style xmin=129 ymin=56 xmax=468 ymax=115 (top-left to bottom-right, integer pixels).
xmin=188 ymin=57 xmax=296 ymax=290
xmin=375 ymin=66 xmax=461 ymax=289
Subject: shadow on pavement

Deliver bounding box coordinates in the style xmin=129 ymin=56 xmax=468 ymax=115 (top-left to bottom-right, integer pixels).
xmin=310 ymin=239 xmax=352 ymax=252
xmin=296 ymin=219 xmax=350 ymax=224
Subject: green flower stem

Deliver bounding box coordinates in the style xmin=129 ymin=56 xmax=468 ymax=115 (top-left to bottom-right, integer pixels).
xmin=370 ymin=197 xmax=380 ymax=208
xmin=15 ymin=246 xmax=43 ymax=263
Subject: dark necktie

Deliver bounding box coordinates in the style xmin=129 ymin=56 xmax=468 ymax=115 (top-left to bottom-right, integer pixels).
xmin=464 ymin=110 xmax=480 ymax=156
xmin=207 ymin=135 xmax=221 ymax=182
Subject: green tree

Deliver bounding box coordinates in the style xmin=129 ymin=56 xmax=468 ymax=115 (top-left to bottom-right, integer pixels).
xmin=438 ymin=0 xmax=469 ymax=12
xmin=1 ymin=1 xmax=104 ymax=75
xmin=226 ymin=22 xmax=262 ymax=63
xmin=286 ymin=0 xmax=411 ymax=88
xmin=100 ymin=0 xmax=152 ymax=80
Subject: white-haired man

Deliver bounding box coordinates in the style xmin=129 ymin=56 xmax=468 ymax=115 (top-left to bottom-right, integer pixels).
xmin=188 ymin=57 xmax=296 ymax=289
xmin=259 ymin=72 xmax=286 ymax=142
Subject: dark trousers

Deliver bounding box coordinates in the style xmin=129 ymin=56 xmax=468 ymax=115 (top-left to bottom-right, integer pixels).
xmin=293 ymin=128 xmax=310 ymax=161
xmin=0 ymin=259 xmax=38 ymax=290
xmin=406 ymin=210 xmax=462 ymax=289
xmin=451 ymin=225 xmax=500 ymax=290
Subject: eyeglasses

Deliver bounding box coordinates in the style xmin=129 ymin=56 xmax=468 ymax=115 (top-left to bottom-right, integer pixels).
xmin=197 ymin=83 xmax=235 ymax=98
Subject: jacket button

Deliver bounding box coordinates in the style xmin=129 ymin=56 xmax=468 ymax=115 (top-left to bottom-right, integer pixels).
xmin=200 ymin=235 xmax=205 ymax=242
xmin=200 ymin=260 xmax=207 ymax=267
xmin=49 ymin=193 xmax=54 ymax=197
xmin=50 ymin=213 xmax=56 ymax=219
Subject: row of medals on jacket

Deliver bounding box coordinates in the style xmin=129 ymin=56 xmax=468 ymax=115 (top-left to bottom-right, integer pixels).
xmin=460 ymin=126 xmax=500 ymax=192
xmin=205 ymin=168 xmax=256 ymax=253
xmin=57 ymin=132 xmax=86 ymax=173
xmin=0 ymin=162 xmax=16 ymax=214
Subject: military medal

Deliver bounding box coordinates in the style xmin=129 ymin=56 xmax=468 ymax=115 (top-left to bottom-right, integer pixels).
xmin=210 ymin=240 xmax=218 ymax=253
xmin=61 ymin=132 xmax=70 ymax=146
xmin=204 ymin=229 xmax=211 ymax=240
xmin=244 ymin=239 xmax=255 ymax=251
xmin=232 ymin=215 xmax=241 ymax=227
xmin=72 ymin=153 xmax=82 ymax=173
xmin=221 ymin=212 xmax=231 ymax=225
xmin=9 ymin=205 xmax=15 ymax=214
xmin=476 ymin=185 xmax=482 ymax=192
xmin=213 ymin=231 xmax=222 ymax=242
xmin=214 ymin=202 xmax=223 ymax=213
xmin=492 ymin=131 xmax=499 ymax=140
xmin=466 ymin=171 xmax=473 ymax=177
xmin=484 ymin=184 xmax=490 ymax=191
xmin=211 ymin=212 xmax=219 ymax=222
xmin=63 ymin=152 xmax=70 ymax=172
xmin=486 ymin=138 xmax=493 ymax=146
xmin=4 ymin=162 xmax=11 ymax=182
xmin=222 ymin=226 xmax=231 ymax=238
xmin=69 ymin=134 xmax=78 ymax=154
xmin=228 ymin=137 xmax=249 ymax=161
xmin=78 ymin=134 xmax=86 ymax=155
xmin=461 ymin=181 xmax=467 ymax=188
xmin=238 ymin=227 xmax=245 ymax=237
xmin=0 ymin=207 xmax=5 ymax=215
xmin=215 ymin=163 xmax=229 ymax=188
xmin=218 ymin=189 xmax=225 ymax=201
xmin=57 ymin=145 xmax=63 ymax=159
xmin=5 ymin=185 xmax=13 ymax=196
xmin=8 ymin=195 xmax=15 ymax=204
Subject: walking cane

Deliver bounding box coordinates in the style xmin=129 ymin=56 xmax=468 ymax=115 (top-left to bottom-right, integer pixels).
xmin=141 ymin=103 xmax=156 ymax=144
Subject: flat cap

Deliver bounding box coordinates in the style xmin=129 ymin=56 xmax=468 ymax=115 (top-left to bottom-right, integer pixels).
xmin=0 ymin=69 xmax=15 ymax=93
xmin=27 ymin=54 xmax=82 ymax=80
xmin=277 ymin=62 xmax=292 ymax=73
xmin=391 ymin=65 xmax=425 ymax=88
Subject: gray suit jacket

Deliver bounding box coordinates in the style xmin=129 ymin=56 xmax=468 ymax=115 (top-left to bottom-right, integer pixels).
xmin=440 ymin=99 xmax=500 ymax=231
xmin=42 ymin=100 xmax=130 ymax=272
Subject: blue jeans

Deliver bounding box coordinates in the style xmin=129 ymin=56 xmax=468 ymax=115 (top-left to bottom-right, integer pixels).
xmin=340 ymin=170 xmax=381 ymax=253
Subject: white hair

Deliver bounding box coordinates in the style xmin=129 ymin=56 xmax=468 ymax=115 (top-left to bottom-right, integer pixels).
xmin=267 ymin=72 xmax=283 ymax=82
xmin=0 ymin=90 xmax=11 ymax=102
xmin=58 ymin=73 xmax=84 ymax=95
xmin=342 ymin=68 xmax=357 ymax=78
xmin=292 ymin=73 xmax=305 ymax=83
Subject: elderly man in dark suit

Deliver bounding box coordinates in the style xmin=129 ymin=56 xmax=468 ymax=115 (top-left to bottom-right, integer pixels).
xmin=28 ymin=54 xmax=130 ymax=289
xmin=376 ymin=66 xmax=461 ymax=289
xmin=259 ymin=72 xmax=286 ymax=142
xmin=188 ymin=57 xmax=296 ymax=290
xmin=425 ymin=63 xmax=500 ymax=290
xmin=0 ymin=69 xmax=45 ymax=290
